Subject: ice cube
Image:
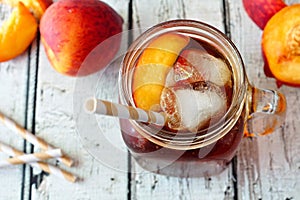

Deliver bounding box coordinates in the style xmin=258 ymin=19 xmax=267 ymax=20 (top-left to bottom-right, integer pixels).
xmin=165 ymin=68 xmax=176 ymax=87
xmin=174 ymin=55 xmax=203 ymax=84
xmin=165 ymin=54 xmax=204 ymax=87
xmin=181 ymin=49 xmax=232 ymax=87
xmin=175 ymin=89 xmax=226 ymax=131
xmin=161 ymin=86 xmax=227 ymax=132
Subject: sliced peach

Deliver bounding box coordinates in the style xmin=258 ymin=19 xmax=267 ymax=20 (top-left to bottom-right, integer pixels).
xmin=132 ymin=33 xmax=189 ymax=111
xmin=0 ymin=2 xmax=38 ymax=62
xmin=133 ymin=64 xmax=171 ymax=91
xmin=133 ymin=64 xmax=171 ymax=111
xmin=262 ymin=4 xmax=300 ymax=86
xmin=2 ymin=0 xmax=52 ymax=19
xmin=134 ymin=85 xmax=165 ymax=111
xmin=137 ymin=33 xmax=190 ymax=66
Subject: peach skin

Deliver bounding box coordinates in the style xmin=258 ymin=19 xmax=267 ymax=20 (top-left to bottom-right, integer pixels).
xmin=40 ymin=0 xmax=123 ymax=77
xmin=243 ymin=0 xmax=286 ymax=30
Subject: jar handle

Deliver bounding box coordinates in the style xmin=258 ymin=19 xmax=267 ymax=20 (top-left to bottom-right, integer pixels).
xmin=244 ymin=86 xmax=286 ymax=137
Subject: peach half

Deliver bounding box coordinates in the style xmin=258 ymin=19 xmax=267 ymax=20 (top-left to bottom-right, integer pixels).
xmin=0 ymin=2 xmax=38 ymax=62
xmin=2 ymin=0 xmax=52 ymax=19
xmin=132 ymin=33 xmax=190 ymax=111
xmin=262 ymin=4 xmax=300 ymax=86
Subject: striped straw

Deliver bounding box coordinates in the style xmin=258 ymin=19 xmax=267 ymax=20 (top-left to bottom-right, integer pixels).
xmin=0 ymin=112 xmax=74 ymax=167
xmin=85 ymin=98 xmax=166 ymax=125
xmin=0 ymin=148 xmax=62 ymax=167
xmin=0 ymin=142 xmax=77 ymax=182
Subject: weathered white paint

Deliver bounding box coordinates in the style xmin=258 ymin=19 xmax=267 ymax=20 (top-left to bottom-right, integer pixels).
xmin=0 ymin=57 xmax=27 ymax=199
xmin=132 ymin=0 xmax=225 ymax=36
xmin=0 ymin=0 xmax=299 ymax=199
xmin=0 ymin=4 xmax=31 ymax=199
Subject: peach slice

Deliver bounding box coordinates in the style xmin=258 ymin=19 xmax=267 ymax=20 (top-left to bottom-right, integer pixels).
xmin=137 ymin=33 xmax=190 ymax=66
xmin=262 ymin=4 xmax=300 ymax=86
xmin=2 ymin=0 xmax=52 ymax=19
xmin=0 ymin=2 xmax=38 ymax=62
xmin=132 ymin=33 xmax=190 ymax=111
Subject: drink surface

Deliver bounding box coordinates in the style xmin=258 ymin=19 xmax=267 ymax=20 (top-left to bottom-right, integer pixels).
xmin=121 ymin=32 xmax=244 ymax=177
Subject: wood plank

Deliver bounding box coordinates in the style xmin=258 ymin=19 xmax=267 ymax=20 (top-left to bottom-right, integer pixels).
xmin=132 ymin=164 xmax=235 ymax=200
xmin=24 ymin=34 xmax=42 ymax=200
xmin=31 ymin=0 xmax=130 ymax=199
xmin=0 ymin=57 xmax=27 ymax=200
xmin=0 ymin=3 xmax=32 ymax=199
xmin=130 ymin=0 xmax=236 ymax=199
xmin=228 ymin=0 xmax=300 ymax=199
xmin=132 ymin=0 xmax=224 ymax=35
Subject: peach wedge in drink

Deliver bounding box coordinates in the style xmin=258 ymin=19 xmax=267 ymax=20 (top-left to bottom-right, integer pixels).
xmin=133 ymin=33 xmax=190 ymax=111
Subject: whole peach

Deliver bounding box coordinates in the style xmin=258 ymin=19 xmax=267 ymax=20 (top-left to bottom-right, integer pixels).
xmin=40 ymin=0 xmax=123 ymax=76
xmin=243 ymin=0 xmax=286 ymax=30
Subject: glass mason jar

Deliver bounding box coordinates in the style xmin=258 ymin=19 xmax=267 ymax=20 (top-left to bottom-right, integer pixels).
xmin=118 ymin=20 xmax=286 ymax=177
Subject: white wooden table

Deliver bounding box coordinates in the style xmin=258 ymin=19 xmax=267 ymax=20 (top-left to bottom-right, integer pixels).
xmin=1 ymin=0 xmax=300 ymax=199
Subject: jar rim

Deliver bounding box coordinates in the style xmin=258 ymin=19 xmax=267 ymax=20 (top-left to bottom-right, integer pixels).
xmin=119 ymin=19 xmax=247 ymax=150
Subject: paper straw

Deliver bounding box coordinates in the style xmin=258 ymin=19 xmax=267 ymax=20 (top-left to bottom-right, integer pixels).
xmin=85 ymin=98 xmax=166 ymax=125
xmin=0 ymin=148 xmax=62 ymax=167
xmin=0 ymin=142 xmax=77 ymax=182
xmin=0 ymin=112 xmax=74 ymax=167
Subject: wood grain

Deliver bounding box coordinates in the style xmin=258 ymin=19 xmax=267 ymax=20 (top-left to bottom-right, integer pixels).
xmin=132 ymin=0 xmax=225 ymax=36
xmin=0 ymin=3 xmax=33 ymax=199
xmin=1 ymin=0 xmax=300 ymax=199
xmin=31 ymin=0 xmax=130 ymax=199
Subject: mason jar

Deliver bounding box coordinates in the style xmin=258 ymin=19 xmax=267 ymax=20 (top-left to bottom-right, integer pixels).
xmin=118 ymin=19 xmax=286 ymax=177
